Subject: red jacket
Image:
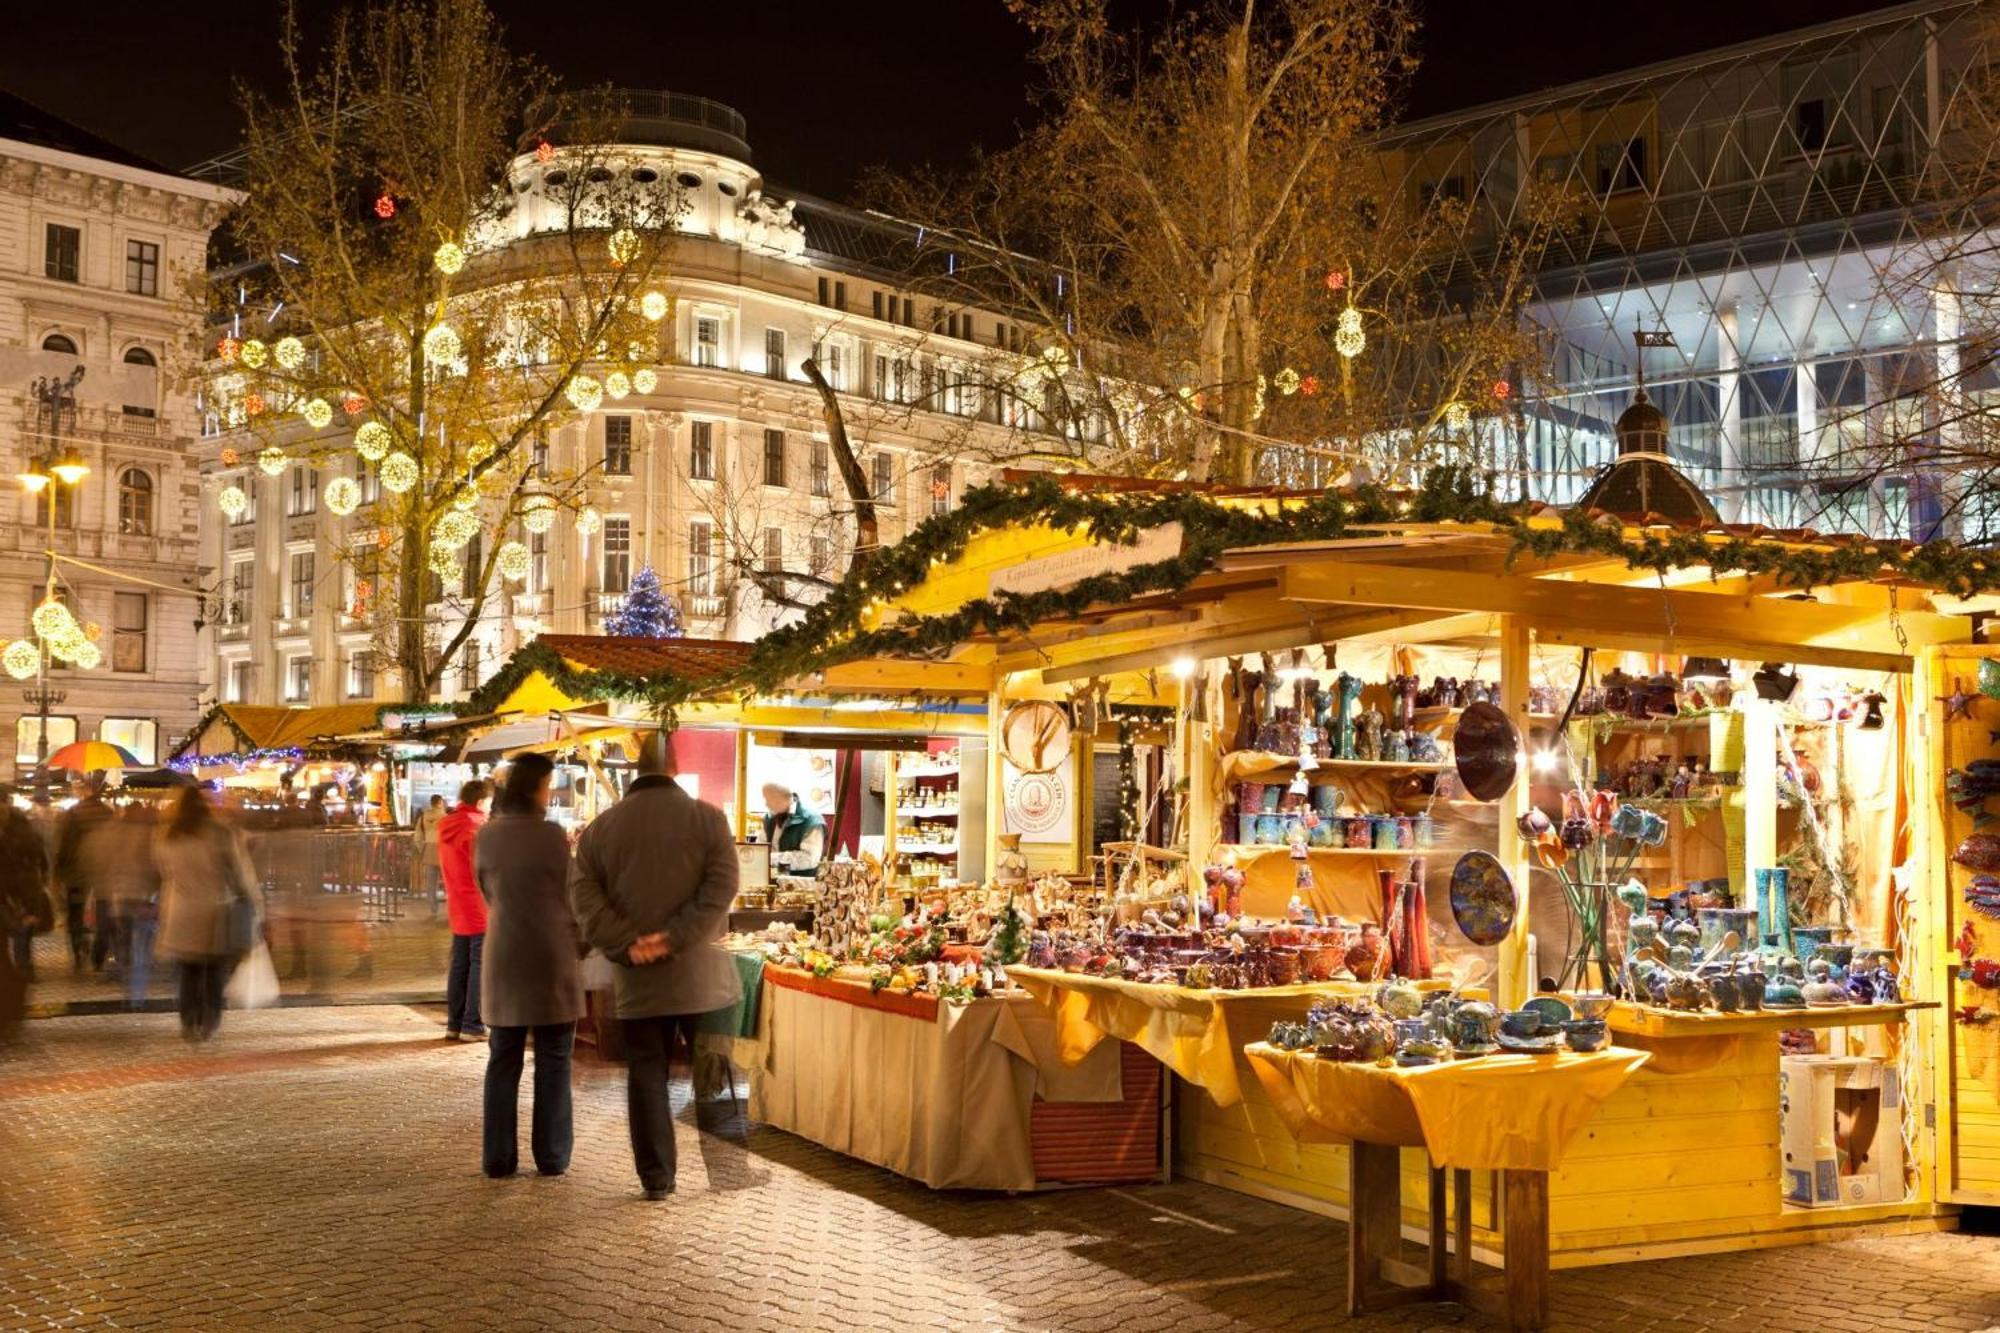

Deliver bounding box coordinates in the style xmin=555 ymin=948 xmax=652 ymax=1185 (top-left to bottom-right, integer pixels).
xmin=439 ymin=803 xmax=488 ymax=935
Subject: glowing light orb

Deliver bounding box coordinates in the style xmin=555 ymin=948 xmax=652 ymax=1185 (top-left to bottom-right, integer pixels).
xmin=70 ymin=640 xmax=101 ymax=671
xmin=433 ymin=509 xmax=480 ymax=550
xmin=218 ymin=485 xmax=249 ymax=520
xmin=427 ymin=544 xmax=462 ymax=580
xmin=607 ymin=228 xmax=641 ymax=267
xmin=1334 ymin=307 xmax=1365 ymax=360
xmin=374 ymin=194 xmax=397 ymax=219
xmin=301 ymin=398 xmax=334 ymax=430
xmin=219 ymin=447 xmax=241 ymax=467
xmin=2 ymin=640 xmax=39 ymax=680
xmin=422 ymin=324 xmax=462 ymax=364
xmin=1444 ymin=400 xmax=1472 ymax=433
xmin=496 ymin=541 xmax=530 ymax=583
xmin=380 ymin=452 xmax=419 ymax=493
xmin=534 ymin=140 xmax=555 ymax=164
xmin=605 ymin=371 xmax=631 ymax=400
xmin=1301 ymin=375 xmax=1320 ymax=397
xmin=640 ymin=290 xmax=668 ymax=321
xmin=217 ymin=337 xmax=240 ymax=362
xmin=31 ymin=598 xmax=76 ymax=641
xmin=565 ymin=376 xmax=602 ymax=412
xmin=1324 ymin=270 xmax=1346 ymax=292
xmin=1274 ymin=367 xmax=1301 ymax=396
xmin=342 ymin=392 xmax=367 ymax=416
xmin=238 ymin=339 xmax=269 ymax=369
xmin=521 ymin=494 xmax=556 ymax=533
xmin=243 ymin=393 xmax=266 ymax=418
xmin=433 ymin=241 xmax=466 ymax=275
xmin=324 ymin=477 xmax=361 ymax=516
xmin=575 ymin=505 xmax=601 ymax=538
xmin=632 ymin=368 xmax=658 ymax=394
xmin=257 ymin=446 xmax=288 ymax=477
xmin=354 ymin=421 xmax=393 ymax=460
xmin=1492 ymin=379 xmax=1512 ymax=401
xmin=273 ymin=336 xmax=306 ymax=370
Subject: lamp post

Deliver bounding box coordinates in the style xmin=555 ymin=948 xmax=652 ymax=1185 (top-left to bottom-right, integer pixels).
xmin=15 ymin=442 xmax=88 ymax=792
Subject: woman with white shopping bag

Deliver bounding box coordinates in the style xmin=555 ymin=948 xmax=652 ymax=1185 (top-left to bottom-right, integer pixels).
xmin=155 ymin=788 xmax=264 ymax=1040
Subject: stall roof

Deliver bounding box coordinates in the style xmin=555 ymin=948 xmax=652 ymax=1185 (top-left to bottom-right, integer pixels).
xmin=184 ymin=703 xmax=390 ymax=756
xmin=534 ymin=634 xmax=753 ymax=680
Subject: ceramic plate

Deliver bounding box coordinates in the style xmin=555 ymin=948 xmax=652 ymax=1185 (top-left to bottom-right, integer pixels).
xmin=1452 ymin=701 xmax=1519 ymax=802
xmin=1449 ymin=850 xmax=1517 ymax=946
xmin=1523 ymin=996 xmax=1573 ymax=1028
xmin=1494 ymin=1032 xmax=1566 ymax=1054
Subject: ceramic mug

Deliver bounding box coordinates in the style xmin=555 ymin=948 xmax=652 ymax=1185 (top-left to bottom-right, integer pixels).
xmin=1500 ymin=1009 xmax=1545 ymax=1039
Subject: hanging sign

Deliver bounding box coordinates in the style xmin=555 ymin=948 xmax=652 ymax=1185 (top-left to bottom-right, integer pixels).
xmin=1005 ymin=758 xmax=1072 ymax=844
xmin=987 ymin=522 xmax=1183 ymax=597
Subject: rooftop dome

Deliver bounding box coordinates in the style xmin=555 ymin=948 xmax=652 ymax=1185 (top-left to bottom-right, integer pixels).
xmin=1574 ymin=385 xmax=1720 ymax=525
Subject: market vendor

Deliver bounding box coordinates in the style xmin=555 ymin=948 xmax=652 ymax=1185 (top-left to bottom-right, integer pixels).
xmin=761 ymin=783 xmax=826 ymax=872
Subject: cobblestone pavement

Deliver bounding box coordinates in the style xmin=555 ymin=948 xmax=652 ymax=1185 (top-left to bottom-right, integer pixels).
xmin=1 ymin=1006 xmax=1997 ymax=1333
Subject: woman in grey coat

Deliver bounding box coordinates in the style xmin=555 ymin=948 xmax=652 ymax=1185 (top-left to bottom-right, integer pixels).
xmin=475 ymin=753 xmax=584 ymax=1178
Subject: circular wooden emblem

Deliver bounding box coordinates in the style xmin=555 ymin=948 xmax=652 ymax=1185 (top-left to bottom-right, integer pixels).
xmin=1001 ymin=700 xmax=1072 ymax=775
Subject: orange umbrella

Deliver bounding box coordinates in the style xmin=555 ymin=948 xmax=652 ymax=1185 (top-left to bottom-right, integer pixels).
xmin=44 ymin=740 xmax=140 ymax=772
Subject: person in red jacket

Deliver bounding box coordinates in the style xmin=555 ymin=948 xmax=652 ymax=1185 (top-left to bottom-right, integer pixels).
xmin=438 ymin=779 xmax=492 ymax=1040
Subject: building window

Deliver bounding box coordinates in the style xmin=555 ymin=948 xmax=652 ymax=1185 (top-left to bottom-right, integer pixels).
xmin=819 ymin=341 xmax=845 ymax=391
xmin=871 ymin=452 xmax=896 ymax=505
xmin=41 ymin=333 xmax=78 ymax=355
xmin=226 ymin=476 xmax=254 ymax=526
xmin=117 ymin=469 xmax=153 ymax=535
xmin=762 ymin=526 xmax=783 ymax=575
xmin=688 ymin=520 xmax=714 ymax=595
xmin=809 ymin=534 xmax=832 ymax=576
xmin=286 ymin=656 xmax=312 ymax=702
xmin=289 ymin=550 xmax=315 ymax=618
xmin=357 ymin=456 xmax=379 ymax=504
xmin=601 ymin=516 xmax=631 ymax=593
xmin=872 ymin=291 xmax=885 ymax=320
xmin=689 ymin=420 xmax=714 ymax=480
xmin=122 ymin=346 xmax=158 ymax=417
xmin=603 ymin=415 xmax=633 ymax=475
xmin=111 ymin=593 xmax=147 ymax=672
xmin=693 ymin=315 xmax=720 ymax=367
xmin=762 ymin=428 xmax=786 ymax=487
xmin=35 ymin=485 xmax=74 ymax=530
xmin=227 ymin=558 xmax=254 ymax=626
xmin=99 ymin=718 xmax=157 ymax=765
xmin=227 ymin=659 xmax=253 ymax=704
xmin=461 ymin=532 xmax=482 ymax=600
xmin=810 ymin=440 xmax=831 ymax=498
xmin=16 ymin=716 xmax=76 ymax=765
xmin=125 ymin=240 xmax=159 ymax=296
xmin=459 ymin=642 xmax=481 ymax=692
xmin=531 ymin=423 xmax=550 ymax=478
xmin=1795 ymin=99 xmax=1828 ymax=154
xmin=287 ymin=465 xmax=318 ymax=516
xmin=1595 ymin=137 xmax=1646 ymax=194
xmin=764 ymin=328 xmax=786 ymax=380
xmin=347 ymin=650 xmax=376 ymax=699
xmin=529 ymin=528 xmax=548 ymax=592
xmin=930 ymin=462 xmax=953 ymax=516
xmin=44 ymin=224 xmax=79 ymax=283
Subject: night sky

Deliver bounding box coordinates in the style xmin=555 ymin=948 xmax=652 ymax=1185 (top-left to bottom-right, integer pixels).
xmin=1 ymin=0 xmax=1903 ymax=199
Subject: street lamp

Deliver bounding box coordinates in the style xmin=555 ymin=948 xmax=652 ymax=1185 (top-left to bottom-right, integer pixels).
xmin=50 ymin=444 xmax=88 ymax=487
xmin=16 ymin=451 xmax=90 ymax=792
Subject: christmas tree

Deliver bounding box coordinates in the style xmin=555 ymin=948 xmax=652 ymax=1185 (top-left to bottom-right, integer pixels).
xmin=605 ymin=563 xmax=683 ymax=637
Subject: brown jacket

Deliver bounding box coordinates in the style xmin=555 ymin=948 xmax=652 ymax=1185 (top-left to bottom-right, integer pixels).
xmin=569 ymin=775 xmax=740 ymax=1018
xmin=476 ymin=811 xmax=585 ymax=1028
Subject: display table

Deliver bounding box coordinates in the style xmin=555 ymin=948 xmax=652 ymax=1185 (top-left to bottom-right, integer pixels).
xmin=1244 ymin=1043 xmax=1649 ymax=1330
xmin=1010 ymin=967 xmax=1416 ymax=1107
xmin=740 ymin=965 xmax=1149 ymax=1191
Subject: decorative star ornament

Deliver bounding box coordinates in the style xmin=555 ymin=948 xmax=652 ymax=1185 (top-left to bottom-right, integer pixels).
xmin=1941 ymin=677 xmax=1980 ymax=723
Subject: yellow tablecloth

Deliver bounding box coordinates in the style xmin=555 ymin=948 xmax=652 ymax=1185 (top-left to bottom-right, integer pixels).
xmin=1010 ymin=967 xmax=1379 ymax=1108
xmin=1243 ymin=1042 xmax=1650 ymax=1172
xmin=741 ymin=980 xmax=1125 ymax=1191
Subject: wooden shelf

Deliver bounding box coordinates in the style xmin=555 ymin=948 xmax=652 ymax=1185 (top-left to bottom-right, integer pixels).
xmin=1226 ymin=752 xmax=1453 ymax=774
xmin=1411 ymin=706 xmax=1559 ymax=723
xmin=1219 ymin=842 xmax=1452 ymax=860
xmin=1609 ymin=999 xmax=1936 ymax=1038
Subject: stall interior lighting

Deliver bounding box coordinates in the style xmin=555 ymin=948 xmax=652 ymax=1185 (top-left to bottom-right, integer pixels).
xmin=1169 ymin=657 xmax=1197 ymax=680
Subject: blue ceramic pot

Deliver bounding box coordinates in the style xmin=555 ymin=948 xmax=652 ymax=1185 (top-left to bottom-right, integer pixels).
xmin=1310 ymin=785 xmax=1343 ymax=818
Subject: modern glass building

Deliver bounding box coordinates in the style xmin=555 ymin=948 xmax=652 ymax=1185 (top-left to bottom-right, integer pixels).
xmin=1371 ymin=0 xmax=1990 ymax=537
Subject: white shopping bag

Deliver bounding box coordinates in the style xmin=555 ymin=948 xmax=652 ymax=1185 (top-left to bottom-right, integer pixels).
xmin=226 ymin=942 xmax=282 ymax=1009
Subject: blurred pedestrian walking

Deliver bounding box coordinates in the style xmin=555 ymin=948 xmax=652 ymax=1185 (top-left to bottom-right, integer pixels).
xmin=0 ymin=789 xmax=52 ymax=1036
xmin=97 ymin=802 xmax=161 ymax=1009
xmin=413 ymin=793 xmax=446 ymax=918
xmin=154 ymin=789 xmax=262 ymax=1041
xmin=476 ymin=754 xmax=583 ymax=1178
xmin=53 ymin=777 xmax=111 ymax=972
xmin=570 ymin=732 xmax=739 ymax=1200
xmin=439 ymin=779 xmax=491 ymax=1041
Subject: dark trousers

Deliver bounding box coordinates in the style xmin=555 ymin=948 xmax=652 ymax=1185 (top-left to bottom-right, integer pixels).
xmin=64 ymin=887 xmax=88 ymax=966
xmin=623 ymin=1013 xmax=703 ymax=1190
xmin=445 ymin=933 xmax=484 ymax=1034
xmin=177 ymin=958 xmax=228 ymax=1038
xmin=483 ymin=1022 xmax=575 ymax=1177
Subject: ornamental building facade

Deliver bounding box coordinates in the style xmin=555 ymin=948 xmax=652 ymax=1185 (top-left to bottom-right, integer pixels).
xmin=196 ymin=92 xmax=1095 ymax=708
xmin=0 ymin=94 xmax=232 ymax=774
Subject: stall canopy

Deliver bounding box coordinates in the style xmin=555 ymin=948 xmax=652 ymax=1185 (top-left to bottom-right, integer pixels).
xmin=175 ymin=703 xmax=391 ymax=762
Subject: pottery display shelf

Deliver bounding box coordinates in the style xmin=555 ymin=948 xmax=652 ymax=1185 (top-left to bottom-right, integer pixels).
xmin=1243 ymin=1042 xmax=1649 ymax=1331
xmin=1609 ymin=999 xmax=1935 ymax=1039
xmin=1217 ymin=842 xmax=1464 ymax=860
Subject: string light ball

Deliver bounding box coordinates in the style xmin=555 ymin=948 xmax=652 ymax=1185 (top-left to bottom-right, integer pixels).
xmin=1 ymin=640 xmax=38 ymax=680
xmin=1324 ymin=269 xmax=1346 ymax=291
xmin=218 ymin=485 xmax=249 ymax=520
xmin=1335 ymin=307 xmax=1366 ymax=360
xmin=1301 ymin=374 xmax=1320 ymax=396
xmin=433 ymin=509 xmax=480 ymax=550
xmin=633 ymin=368 xmax=658 ymax=394
xmin=83 ymin=621 xmax=102 ymax=643
xmin=274 ymin=336 xmax=306 ymax=370
xmin=496 ymin=540 xmax=531 ymax=583
xmin=324 ymin=477 xmax=361 ymax=516
xmin=374 ymin=194 xmax=397 ymax=219
xmin=354 ymin=421 xmax=393 ymax=460
xmin=575 ymin=505 xmax=602 ymax=538
xmin=422 ymin=324 xmax=462 ymax=364
xmin=257 ymin=446 xmax=288 ymax=477
xmin=342 ymin=392 xmax=367 ymax=416
xmin=534 ymin=140 xmax=556 ymax=164
xmin=607 ymin=228 xmax=641 ymax=267
xmin=49 ymin=630 xmax=86 ymax=665
xmin=239 ymin=339 xmax=269 ymax=369
xmin=301 ymin=398 xmax=334 ymax=430
xmin=521 ymin=494 xmax=556 ymax=533
xmin=1492 ymin=380 xmax=1512 ymax=400
xmin=31 ymin=598 xmax=76 ymax=641
xmin=217 ymin=337 xmax=240 ymax=363
xmin=70 ymin=640 xmax=101 ymax=671
xmin=380 ymin=451 xmax=419 ymax=493
xmin=565 ymin=375 xmax=603 ymax=411
xmin=1274 ymin=367 xmax=1302 ymax=396
xmin=1444 ymin=400 xmax=1472 ymax=433
xmin=451 ymin=483 xmax=480 ymax=511
xmin=219 ymin=447 xmax=241 ymax=467
xmin=640 ymin=290 xmax=668 ymax=321
xmin=433 ymin=240 xmax=467 ymax=275
xmin=605 ymin=371 xmax=631 ymax=400
xmin=464 ymin=437 xmax=494 ymax=467
xmin=426 ymin=545 xmax=462 ymax=580
xmin=243 ymin=393 xmax=267 ymax=418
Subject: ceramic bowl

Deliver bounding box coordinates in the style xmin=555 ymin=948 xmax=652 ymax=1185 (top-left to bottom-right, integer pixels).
xmin=1567 ymin=991 xmax=1614 ymax=1021
xmin=1499 ymin=1009 xmax=1546 ymax=1039
xmin=1562 ymin=1018 xmax=1611 ymax=1052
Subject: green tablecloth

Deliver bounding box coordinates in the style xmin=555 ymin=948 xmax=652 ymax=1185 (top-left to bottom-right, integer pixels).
xmin=698 ymin=951 xmax=765 ymax=1038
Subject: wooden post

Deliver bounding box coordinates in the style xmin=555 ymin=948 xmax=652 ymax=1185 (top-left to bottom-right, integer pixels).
xmin=985 ymin=677 xmax=1008 ymax=875
xmin=1741 ymin=690 xmax=1779 ymax=927
xmin=1453 ymin=1169 xmax=1474 ymax=1285
xmin=1346 ymin=1140 xmax=1402 ymax=1315
xmin=1502 ymin=1169 xmax=1550 ymax=1330
xmin=732 ymin=729 xmax=750 ymax=842
xmin=1184 ymin=666 xmax=1217 ymax=870
xmin=1498 ymin=615 xmax=1534 ymax=1008
xmin=883 ymin=748 xmax=900 ymax=884
xmin=1426 ymin=1162 xmax=1448 ymax=1293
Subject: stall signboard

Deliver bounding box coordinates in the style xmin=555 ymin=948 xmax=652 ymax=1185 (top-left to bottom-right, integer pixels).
xmin=736 ymin=840 xmax=773 ymax=890
xmin=1004 ymin=757 xmax=1072 ymax=844
xmin=988 ymin=522 xmax=1183 ymax=597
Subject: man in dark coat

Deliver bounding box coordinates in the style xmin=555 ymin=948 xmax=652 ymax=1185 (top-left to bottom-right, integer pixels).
xmin=0 ymin=789 xmax=51 ymax=1034
xmin=570 ymin=731 xmax=739 ymax=1199
xmin=53 ymin=779 xmax=111 ymax=972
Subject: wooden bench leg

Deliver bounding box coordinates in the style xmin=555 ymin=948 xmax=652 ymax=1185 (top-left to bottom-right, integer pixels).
xmin=1427 ymin=1161 xmax=1447 ymax=1293
xmin=1346 ymin=1140 xmax=1401 ymax=1315
xmin=1453 ymin=1169 xmax=1473 ymax=1286
xmin=1502 ymin=1169 xmax=1550 ymax=1331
